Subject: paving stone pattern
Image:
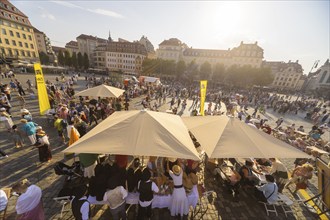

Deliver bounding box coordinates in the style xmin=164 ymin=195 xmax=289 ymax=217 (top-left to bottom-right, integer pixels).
xmin=0 ymin=73 xmax=324 ymax=219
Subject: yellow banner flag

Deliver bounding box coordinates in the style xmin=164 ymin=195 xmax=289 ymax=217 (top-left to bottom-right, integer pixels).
xmin=34 ymin=63 xmax=50 ymax=115
xmin=200 ymin=80 xmax=207 ymax=116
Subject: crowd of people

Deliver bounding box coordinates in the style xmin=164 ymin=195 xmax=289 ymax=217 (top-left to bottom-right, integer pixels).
xmin=0 ymin=71 xmax=329 ymax=219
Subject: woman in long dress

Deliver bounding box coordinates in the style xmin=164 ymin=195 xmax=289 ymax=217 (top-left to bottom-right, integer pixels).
xmin=168 ymin=165 xmax=189 ymax=218
xmin=35 ymin=127 xmax=52 ymax=163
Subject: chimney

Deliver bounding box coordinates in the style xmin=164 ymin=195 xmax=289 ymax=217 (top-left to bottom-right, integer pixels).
xmin=296 ymin=60 xmax=299 ymax=63
xmin=255 ymin=41 xmax=258 ymax=45
xmin=240 ymin=41 xmax=243 ymax=45
xmin=288 ymin=60 xmax=291 ymax=63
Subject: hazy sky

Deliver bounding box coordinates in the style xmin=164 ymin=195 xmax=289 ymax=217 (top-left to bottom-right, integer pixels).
xmin=12 ymin=1 xmax=329 ymax=74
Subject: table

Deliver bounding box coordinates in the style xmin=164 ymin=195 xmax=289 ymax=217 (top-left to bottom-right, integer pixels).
xmin=87 ymin=185 xmax=199 ymax=209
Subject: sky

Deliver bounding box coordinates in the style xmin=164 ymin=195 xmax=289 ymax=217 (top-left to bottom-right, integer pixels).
xmin=12 ymin=0 xmax=330 ymax=74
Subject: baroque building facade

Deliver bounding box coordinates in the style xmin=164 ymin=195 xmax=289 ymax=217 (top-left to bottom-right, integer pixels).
xmin=263 ymin=60 xmax=304 ymax=90
xmin=0 ymin=0 xmax=39 ymax=66
xmin=94 ymin=37 xmax=147 ymax=74
xmin=156 ymin=39 xmax=263 ymax=68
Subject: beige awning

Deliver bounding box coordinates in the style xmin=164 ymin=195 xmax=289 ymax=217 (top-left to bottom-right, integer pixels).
xmin=182 ymin=116 xmax=311 ymax=158
xmin=63 ymin=110 xmax=200 ymax=160
xmin=74 ymin=84 xmax=125 ymax=98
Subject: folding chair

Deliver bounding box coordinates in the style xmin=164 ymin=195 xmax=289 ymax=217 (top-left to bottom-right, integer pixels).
xmin=278 ymin=193 xmax=294 ymax=217
xmin=53 ymin=196 xmax=72 ymax=218
xmin=190 ymin=190 xmax=219 ymax=220
xmin=258 ymin=201 xmax=278 ymax=216
xmin=0 ymin=188 xmax=11 ymax=220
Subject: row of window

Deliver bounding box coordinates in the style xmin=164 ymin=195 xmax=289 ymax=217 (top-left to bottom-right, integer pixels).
xmin=0 ymin=10 xmax=29 ymax=24
xmin=0 ymin=38 xmax=34 ymax=49
xmin=107 ymin=53 xmax=136 ymax=58
xmin=0 ymin=47 xmax=36 ymax=58
xmin=274 ymin=82 xmax=295 ymax=87
xmin=275 ymin=77 xmax=298 ymax=82
xmin=1 ymin=19 xmax=31 ymax=31
xmin=1 ymin=28 xmax=32 ymax=40
xmin=106 ymin=64 xmax=137 ymax=70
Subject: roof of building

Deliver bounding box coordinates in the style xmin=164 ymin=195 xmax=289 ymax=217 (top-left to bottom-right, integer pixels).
xmin=52 ymin=46 xmax=65 ymax=53
xmin=231 ymin=41 xmax=264 ymax=53
xmin=0 ymin=0 xmax=32 ymax=27
xmin=264 ymin=60 xmax=303 ymax=74
xmin=76 ymin=34 xmax=107 ymax=43
xmin=95 ymin=41 xmax=147 ymax=55
xmin=159 ymin=38 xmax=182 ymax=46
xmin=33 ymin=27 xmax=43 ymax=34
xmin=65 ymin=41 xmax=78 ymax=47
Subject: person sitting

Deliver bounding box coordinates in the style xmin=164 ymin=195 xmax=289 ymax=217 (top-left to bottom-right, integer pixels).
xmin=239 ymin=160 xmax=261 ymax=188
xmin=71 ymin=185 xmax=90 ymax=220
xmin=12 ymin=179 xmax=45 ymax=220
xmin=254 ymin=175 xmax=278 ymax=204
xmin=103 ymin=179 xmax=128 ymax=220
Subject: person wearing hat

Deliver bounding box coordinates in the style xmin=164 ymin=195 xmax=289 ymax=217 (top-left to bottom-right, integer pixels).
xmin=20 ymin=119 xmax=38 ymax=145
xmin=254 ymin=175 xmax=278 ymax=204
xmin=103 ymin=179 xmax=128 ymax=220
xmin=167 ymin=164 xmax=189 ymax=218
xmin=137 ymin=168 xmax=159 ymax=220
xmin=0 ymin=107 xmax=13 ymax=131
xmin=71 ymin=185 xmax=90 ymax=220
xmin=34 ymin=126 xmax=52 ymax=163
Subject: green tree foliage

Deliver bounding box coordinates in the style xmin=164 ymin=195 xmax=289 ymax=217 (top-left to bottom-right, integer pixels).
xmin=71 ymin=52 xmax=78 ymax=69
xmin=161 ymin=60 xmax=176 ymax=76
xmin=186 ymin=60 xmax=199 ymax=81
xmin=77 ymin=52 xmax=83 ymax=69
xmin=57 ymin=50 xmax=65 ymax=66
xmin=176 ymin=60 xmax=186 ymax=79
xmin=39 ymin=52 xmax=49 ymax=65
xmin=212 ymin=63 xmax=226 ymax=82
xmin=64 ymin=50 xmax=71 ymax=66
xmin=199 ymin=61 xmax=212 ymax=80
xmin=142 ymin=58 xmax=160 ymax=75
xmin=226 ymin=65 xmax=273 ymax=88
xmin=83 ymin=53 xmax=89 ymax=70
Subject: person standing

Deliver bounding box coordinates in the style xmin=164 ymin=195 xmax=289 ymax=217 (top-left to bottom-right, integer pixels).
xmin=168 ymin=165 xmax=189 ymax=218
xmin=103 ymin=180 xmax=128 ymax=220
xmin=137 ymin=168 xmax=159 ymax=220
xmin=0 ymin=108 xmax=13 ymax=131
xmin=20 ymin=119 xmax=37 ymax=145
xmin=16 ymin=81 xmax=26 ymax=96
xmin=53 ymin=115 xmax=66 ymax=144
xmin=34 ymin=127 xmax=52 ymax=163
xmin=269 ymin=158 xmax=288 ymax=193
xmin=71 ymin=185 xmax=90 ymax=220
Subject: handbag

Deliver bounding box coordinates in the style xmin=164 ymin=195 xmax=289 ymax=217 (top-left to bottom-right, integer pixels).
xmin=296 ymin=181 xmax=307 ymax=190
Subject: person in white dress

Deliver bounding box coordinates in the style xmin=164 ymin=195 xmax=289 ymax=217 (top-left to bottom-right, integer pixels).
xmin=168 ymin=165 xmax=189 ymax=218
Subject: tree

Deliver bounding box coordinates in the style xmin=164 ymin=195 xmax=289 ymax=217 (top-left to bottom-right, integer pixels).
xmin=186 ymin=60 xmax=199 ymax=81
xmin=64 ymin=50 xmax=71 ymax=66
xmin=176 ymin=60 xmax=186 ymax=79
xmin=199 ymin=61 xmax=212 ymax=80
xmin=253 ymin=67 xmax=273 ymax=86
xmin=39 ymin=51 xmax=49 ymax=65
xmin=83 ymin=53 xmax=89 ymax=70
xmin=71 ymin=52 xmax=77 ymax=69
xmin=77 ymin=52 xmax=83 ymax=69
xmin=57 ymin=50 xmax=65 ymax=66
xmin=212 ymin=63 xmax=226 ymax=82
